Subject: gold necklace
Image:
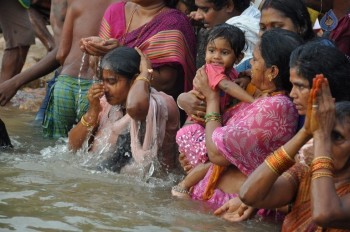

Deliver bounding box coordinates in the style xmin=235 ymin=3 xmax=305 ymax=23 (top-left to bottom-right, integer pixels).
xmin=121 ymin=5 xmax=166 ymax=46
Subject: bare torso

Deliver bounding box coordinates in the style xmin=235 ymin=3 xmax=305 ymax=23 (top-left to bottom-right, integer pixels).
xmin=50 ymin=0 xmax=67 ymax=44
xmin=60 ymin=0 xmax=116 ymax=78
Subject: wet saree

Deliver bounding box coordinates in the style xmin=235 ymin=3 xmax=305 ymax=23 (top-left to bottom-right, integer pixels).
xmin=282 ymin=163 xmax=350 ymax=232
xmin=88 ymin=89 xmax=179 ymax=176
xmin=99 ymin=1 xmax=196 ymax=93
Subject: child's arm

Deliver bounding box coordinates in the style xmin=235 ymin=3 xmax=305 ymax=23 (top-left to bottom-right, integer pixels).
xmin=218 ymin=79 xmax=254 ymax=103
xmin=172 ymin=162 xmax=211 ymax=197
xmin=181 ymin=162 xmax=211 ymax=189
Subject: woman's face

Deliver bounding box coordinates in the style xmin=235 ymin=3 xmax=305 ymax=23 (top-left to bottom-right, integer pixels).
xmin=259 ymin=7 xmax=298 ymax=37
xmin=102 ymin=69 xmax=132 ymax=106
xmin=289 ymin=67 xmax=311 ymax=115
xmin=332 ymin=118 xmax=350 ymax=171
xmin=249 ymin=45 xmax=271 ymax=91
xmin=205 ymin=37 xmax=237 ymax=70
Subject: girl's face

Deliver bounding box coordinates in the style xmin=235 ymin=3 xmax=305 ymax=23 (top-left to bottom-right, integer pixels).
xmin=101 ymin=69 xmax=132 ymax=106
xmin=332 ymin=118 xmax=350 ymax=172
xmin=259 ymin=7 xmax=298 ymax=37
xmin=289 ymin=67 xmax=311 ymax=115
xmin=205 ymin=37 xmax=237 ymax=70
xmin=249 ymin=45 xmax=273 ymax=91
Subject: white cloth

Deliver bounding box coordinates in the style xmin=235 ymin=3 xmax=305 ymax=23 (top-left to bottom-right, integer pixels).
xmin=226 ymin=3 xmax=260 ymax=64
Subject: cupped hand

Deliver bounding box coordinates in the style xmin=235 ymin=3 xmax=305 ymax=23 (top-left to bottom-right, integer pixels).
xmin=214 ymin=198 xmax=256 ymax=222
xmin=80 ymin=36 xmax=119 ymax=56
xmin=0 ymin=79 xmax=18 ymax=106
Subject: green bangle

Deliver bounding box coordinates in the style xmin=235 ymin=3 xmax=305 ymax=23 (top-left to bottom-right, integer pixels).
xmin=204 ymin=112 xmax=221 ymax=119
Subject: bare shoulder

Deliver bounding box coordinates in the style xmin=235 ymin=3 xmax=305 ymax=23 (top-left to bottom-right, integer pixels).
xmin=72 ymin=0 xmax=115 ymax=10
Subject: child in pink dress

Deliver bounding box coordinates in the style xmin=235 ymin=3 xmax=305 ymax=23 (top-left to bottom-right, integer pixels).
xmin=173 ymin=23 xmax=254 ymax=196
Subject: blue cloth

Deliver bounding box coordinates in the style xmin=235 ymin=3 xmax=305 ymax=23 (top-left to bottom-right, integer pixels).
xmin=35 ymin=70 xmax=59 ymax=122
xmin=236 ymin=58 xmax=252 ymax=73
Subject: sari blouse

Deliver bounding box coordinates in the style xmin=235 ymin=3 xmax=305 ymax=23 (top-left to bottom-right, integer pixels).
xmin=98 ymin=1 xmax=196 ymax=92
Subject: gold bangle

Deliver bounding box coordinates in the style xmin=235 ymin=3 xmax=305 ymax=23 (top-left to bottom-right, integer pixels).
xmin=135 ymin=76 xmax=150 ymax=84
xmin=311 ymin=156 xmax=333 ymax=164
xmin=264 ymin=146 xmax=295 ymax=176
xmin=81 ymin=115 xmax=95 ymax=128
xmin=311 ymin=171 xmax=334 ymax=180
xmin=311 ymin=162 xmax=334 ymax=173
xmin=264 ymin=159 xmax=279 ymax=175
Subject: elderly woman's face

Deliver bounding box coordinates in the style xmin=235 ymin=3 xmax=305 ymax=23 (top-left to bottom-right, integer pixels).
xmin=259 ymin=8 xmax=298 ymax=37
xmin=331 ymin=118 xmax=350 ymax=171
xmin=289 ymin=67 xmax=311 ymax=115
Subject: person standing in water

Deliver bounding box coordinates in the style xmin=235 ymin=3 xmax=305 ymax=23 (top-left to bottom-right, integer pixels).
xmin=68 ymin=46 xmax=179 ymax=176
xmin=42 ymin=0 xmax=116 ymax=138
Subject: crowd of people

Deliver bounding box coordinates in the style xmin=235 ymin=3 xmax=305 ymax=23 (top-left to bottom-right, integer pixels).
xmin=1 ymin=0 xmax=350 ymax=230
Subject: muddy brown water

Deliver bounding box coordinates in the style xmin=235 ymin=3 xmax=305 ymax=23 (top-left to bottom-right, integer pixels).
xmin=0 ymin=106 xmax=281 ymax=232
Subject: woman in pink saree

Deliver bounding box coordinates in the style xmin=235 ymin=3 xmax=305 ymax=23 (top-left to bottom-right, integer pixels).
xmin=175 ymin=29 xmax=302 ymax=210
xmin=80 ymin=0 xmax=196 ymax=101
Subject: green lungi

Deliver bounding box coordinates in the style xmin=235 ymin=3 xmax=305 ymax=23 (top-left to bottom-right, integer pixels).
xmin=43 ymin=75 xmax=93 ymax=138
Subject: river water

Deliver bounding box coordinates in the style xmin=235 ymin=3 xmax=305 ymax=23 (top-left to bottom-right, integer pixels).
xmin=0 ymin=106 xmax=281 ymax=232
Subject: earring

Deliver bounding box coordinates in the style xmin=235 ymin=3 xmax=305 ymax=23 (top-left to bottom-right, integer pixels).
xmin=268 ymin=74 xmax=273 ymax=82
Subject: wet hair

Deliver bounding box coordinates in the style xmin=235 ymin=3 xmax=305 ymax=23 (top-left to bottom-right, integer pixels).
xmin=100 ymin=46 xmax=141 ymax=80
xmin=335 ymin=102 xmax=350 ymax=125
xmin=165 ymin=0 xmax=179 ymax=8
xmin=290 ymin=42 xmax=350 ymax=102
xmin=175 ymin=0 xmax=197 ymax=12
xmin=261 ymin=0 xmax=314 ymax=41
xmin=206 ymin=0 xmax=250 ymax=13
xmin=259 ymin=28 xmax=303 ymax=92
xmin=206 ymin=23 xmax=246 ymax=58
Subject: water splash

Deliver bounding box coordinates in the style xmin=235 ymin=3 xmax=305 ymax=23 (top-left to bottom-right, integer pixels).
xmin=76 ymin=52 xmax=87 ymax=122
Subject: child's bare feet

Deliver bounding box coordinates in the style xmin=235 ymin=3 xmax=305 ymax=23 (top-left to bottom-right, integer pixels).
xmin=171 ymin=184 xmax=191 ymax=199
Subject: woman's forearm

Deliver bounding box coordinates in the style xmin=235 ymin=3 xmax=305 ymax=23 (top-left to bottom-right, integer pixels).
xmin=68 ymin=110 xmax=99 ymax=152
xmin=126 ymin=73 xmax=150 ymax=122
xmin=205 ymin=98 xmax=230 ymax=166
xmin=240 ymin=128 xmax=311 ymax=207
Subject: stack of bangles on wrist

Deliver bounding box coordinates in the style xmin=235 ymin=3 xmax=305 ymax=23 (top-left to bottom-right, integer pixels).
xmin=204 ymin=112 xmax=222 ymax=124
xmin=264 ymin=146 xmax=295 ymax=175
xmin=310 ymin=156 xmax=334 ymax=180
xmin=135 ymin=76 xmax=150 ymax=84
xmin=81 ymin=115 xmax=95 ymax=129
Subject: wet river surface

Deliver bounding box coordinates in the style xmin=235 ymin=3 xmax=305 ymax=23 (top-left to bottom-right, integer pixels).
xmin=0 ymin=106 xmax=281 ymax=232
